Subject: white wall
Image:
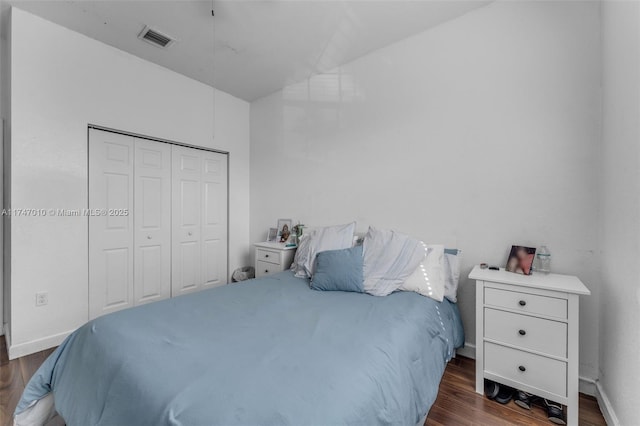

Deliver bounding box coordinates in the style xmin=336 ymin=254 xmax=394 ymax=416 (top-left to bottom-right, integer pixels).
xmin=600 ymin=1 xmax=640 ymax=424
xmin=0 ymin=1 xmax=9 ymax=336
xmin=7 ymin=8 xmax=250 ymax=358
xmin=251 ymin=0 xmax=601 ymax=381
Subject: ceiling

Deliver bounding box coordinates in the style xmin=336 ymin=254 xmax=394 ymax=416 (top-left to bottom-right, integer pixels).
xmin=4 ymin=0 xmax=491 ymax=101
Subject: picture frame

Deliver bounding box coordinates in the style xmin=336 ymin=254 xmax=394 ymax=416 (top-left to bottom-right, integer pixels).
xmin=276 ymin=219 xmax=293 ymax=243
xmin=506 ymin=245 xmax=536 ymax=275
xmin=266 ymin=227 xmax=278 ymax=242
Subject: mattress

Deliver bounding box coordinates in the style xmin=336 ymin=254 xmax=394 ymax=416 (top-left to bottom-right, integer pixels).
xmin=16 ymin=270 xmax=464 ymax=425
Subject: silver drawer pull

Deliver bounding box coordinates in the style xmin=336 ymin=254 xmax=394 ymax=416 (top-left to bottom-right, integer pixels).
xmin=519 ymin=300 xmax=527 ymax=306
xmin=518 ymin=365 xmax=526 ymax=372
xmin=518 ymin=329 xmax=526 ymax=336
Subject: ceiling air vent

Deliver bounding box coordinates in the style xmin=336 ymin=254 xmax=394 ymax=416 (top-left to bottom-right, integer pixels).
xmin=138 ymin=26 xmax=175 ymax=49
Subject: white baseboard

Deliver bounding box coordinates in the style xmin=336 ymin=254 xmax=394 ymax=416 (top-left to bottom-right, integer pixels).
xmin=579 ymin=376 xmax=597 ymax=396
xmin=595 ymin=380 xmax=620 ymax=426
xmin=7 ymin=329 xmax=72 ymax=360
xmin=455 ymin=341 xmax=476 ymax=359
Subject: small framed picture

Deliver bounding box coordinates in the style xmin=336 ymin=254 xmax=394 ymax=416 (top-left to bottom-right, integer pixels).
xmin=277 ymin=219 xmax=292 ymax=243
xmin=506 ymin=245 xmax=536 ymax=275
xmin=266 ymin=228 xmax=278 ymax=242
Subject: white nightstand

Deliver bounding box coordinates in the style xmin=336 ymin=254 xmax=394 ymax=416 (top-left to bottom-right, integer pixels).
xmin=469 ymin=266 xmax=590 ymax=426
xmin=254 ymin=242 xmax=297 ymax=278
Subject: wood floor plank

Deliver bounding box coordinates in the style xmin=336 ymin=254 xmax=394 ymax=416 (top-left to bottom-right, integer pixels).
xmin=426 ymin=356 xmax=606 ymax=425
xmin=0 ymin=358 xmax=23 ymax=426
xmin=18 ymin=348 xmax=52 ymax=386
xmin=0 ymin=338 xmax=22 ymax=426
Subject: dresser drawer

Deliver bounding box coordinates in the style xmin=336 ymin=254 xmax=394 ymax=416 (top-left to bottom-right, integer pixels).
xmin=485 ymin=342 xmax=567 ymax=397
xmin=485 ymin=308 xmax=567 ymax=358
xmin=256 ymin=249 xmax=281 ymax=265
xmin=485 ymin=287 xmax=567 ymax=319
xmin=256 ymin=260 xmax=282 ymax=278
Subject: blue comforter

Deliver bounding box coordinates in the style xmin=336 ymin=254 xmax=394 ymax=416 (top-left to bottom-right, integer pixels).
xmin=17 ymin=271 xmax=464 ymax=426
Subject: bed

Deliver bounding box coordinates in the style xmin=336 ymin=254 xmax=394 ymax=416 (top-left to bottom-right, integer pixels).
xmin=16 ymin=270 xmax=464 ymax=426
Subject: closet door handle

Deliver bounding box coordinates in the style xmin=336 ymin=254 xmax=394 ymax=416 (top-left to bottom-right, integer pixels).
xmin=518 ymin=329 xmax=526 ymax=336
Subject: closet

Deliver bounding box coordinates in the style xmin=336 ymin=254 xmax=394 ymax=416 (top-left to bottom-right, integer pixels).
xmin=88 ymin=128 xmax=228 ymax=319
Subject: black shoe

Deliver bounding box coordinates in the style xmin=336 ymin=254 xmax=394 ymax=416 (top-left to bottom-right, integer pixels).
xmin=514 ymin=390 xmax=535 ymax=410
xmin=484 ymin=379 xmax=499 ymax=400
xmin=544 ymin=399 xmax=566 ymax=425
xmin=495 ymin=385 xmax=515 ymax=404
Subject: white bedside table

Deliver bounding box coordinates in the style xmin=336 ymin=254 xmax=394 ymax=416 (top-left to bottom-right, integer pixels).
xmin=469 ymin=266 xmax=590 ymax=426
xmin=254 ymin=242 xmax=297 ymax=278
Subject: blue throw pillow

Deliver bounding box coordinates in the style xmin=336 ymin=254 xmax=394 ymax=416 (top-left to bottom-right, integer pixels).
xmin=311 ymin=245 xmax=364 ymax=293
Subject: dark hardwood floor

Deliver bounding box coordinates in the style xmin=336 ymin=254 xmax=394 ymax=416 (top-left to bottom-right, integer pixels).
xmin=0 ymin=339 xmax=59 ymax=426
xmin=0 ymin=339 xmax=605 ymax=426
xmin=426 ymin=356 xmax=606 ymax=426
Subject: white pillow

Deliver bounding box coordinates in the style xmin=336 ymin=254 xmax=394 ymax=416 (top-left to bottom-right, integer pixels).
xmin=291 ymin=222 xmax=356 ymax=278
xmin=443 ymin=250 xmax=463 ymax=302
xmin=362 ymin=227 xmax=425 ymax=296
xmin=400 ymin=244 xmax=445 ymax=302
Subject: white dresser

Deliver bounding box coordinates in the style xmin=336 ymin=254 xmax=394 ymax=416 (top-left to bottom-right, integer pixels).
xmin=469 ymin=266 xmax=590 ymax=426
xmin=254 ymin=242 xmax=297 ymax=278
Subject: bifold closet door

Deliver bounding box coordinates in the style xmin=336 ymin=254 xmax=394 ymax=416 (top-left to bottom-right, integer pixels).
xmin=200 ymin=150 xmax=228 ymax=289
xmin=172 ymin=146 xmax=202 ymax=295
xmin=89 ymin=130 xmax=172 ymax=319
xmin=171 ymin=145 xmax=227 ymax=296
xmin=89 ymin=129 xmax=135 ymax=319
xmin=133 ymin=138 xmax=171 ymax=305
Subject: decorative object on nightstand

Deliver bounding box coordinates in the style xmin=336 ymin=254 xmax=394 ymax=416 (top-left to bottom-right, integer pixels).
xmin=266 ymin=227 xmax=278 ymax=242
xmin=292 ymin=223 xmax=305 ymax=245
xmin=276 ymin=219 xmax=292 ymax=242
xmin=254 ymin=242 xmax=297 ymax=278
xmin=536 ymin=245 xmax=552 ymax=274
xmin=470 ymin=266 xmax=590 ymax=426
xmin=505 ymin=245 xmax=536 ymax=275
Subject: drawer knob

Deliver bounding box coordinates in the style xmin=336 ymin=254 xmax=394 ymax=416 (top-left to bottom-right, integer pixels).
xmin=518 ymin=365 xmax=526 ymax=372
xmin=518 ymin=329 xmax=526 ymax=336
xmin=265 ymin=254 xmax=269 ymax=258
xmin=265 ymin=270 xmax=269 ymax=273
xmin=519 ymin=300 xmax=527 ymax=306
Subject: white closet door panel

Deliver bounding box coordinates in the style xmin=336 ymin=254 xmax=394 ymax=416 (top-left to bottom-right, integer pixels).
xmin=134 ymin=138 xmax=171 ymax=305
xmin=201 ymin=151 xmax=228 ymax=288
xmin=104 ymin=248 xmax=131 ymax=308
xmin=172 ymin=145 xmax=202 ymax=296
xmin=89 ymin=129 xmax=134 ymax=319
xmin=180 ymin=180 xmax=200 ymax=227
xmin=139 ymin=246 xmax=163 ymax=298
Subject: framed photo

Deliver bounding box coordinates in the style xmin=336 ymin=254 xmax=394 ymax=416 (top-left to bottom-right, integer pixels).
xmin=277 ymin=219 xmax=292 ymax=243
xmin=506 ymin=245 xmax=536 ymax=275
xmin=266 ymin=228 xmax=278 ymax=242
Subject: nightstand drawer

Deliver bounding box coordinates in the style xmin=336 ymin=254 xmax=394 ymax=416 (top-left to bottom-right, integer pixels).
xmin=485 ymin=308 xmax=567 ymax=358
xmin=485 ymin=287 xmax=567 ymax=319
xmin=256 ymin=249 xmax=281 ymax=265
xmin=256 ymin=260 xmax=281 ymax=277
xmin=485 ymin=342 xmax=567 ymax=397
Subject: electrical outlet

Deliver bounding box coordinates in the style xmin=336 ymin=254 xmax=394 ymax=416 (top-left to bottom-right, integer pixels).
xmin=35 ymin=292 xmax=48 ymax=307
